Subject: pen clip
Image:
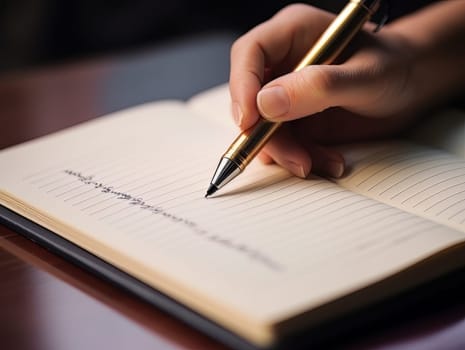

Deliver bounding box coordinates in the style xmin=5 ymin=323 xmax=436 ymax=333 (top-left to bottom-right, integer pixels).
xmin=373 ymin=0 xmax=390 ymax=32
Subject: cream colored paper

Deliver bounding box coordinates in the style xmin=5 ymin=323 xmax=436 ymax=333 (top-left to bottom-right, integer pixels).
xmin=1 ymin=95 xmax=465 ymax=346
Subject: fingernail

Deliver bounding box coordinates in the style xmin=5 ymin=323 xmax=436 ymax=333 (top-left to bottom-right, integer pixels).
xmin=257 ymin=86 xmax=290 ymax=120
xmin=231 ymin=102 xmax=243 ymax=126
xmin=285 ymin=160 xmax=307 ymax=178
xmin=326 ymin=160 xmax=344 ymax=178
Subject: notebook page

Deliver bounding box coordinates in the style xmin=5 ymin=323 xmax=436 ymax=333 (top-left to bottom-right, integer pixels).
xmin=1 ymin=102 xmax=464 ymax=343
xmin=189 ymin=84 xmax=465 ymax=232
xmin=336 ymin=141 xmax=465 ymax=232
xmin=187 ymin=83 xmax=234 ymax=129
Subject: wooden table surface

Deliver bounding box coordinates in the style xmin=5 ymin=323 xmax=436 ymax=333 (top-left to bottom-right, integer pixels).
xmin=1 ymin=35 xmax=465 ymax=350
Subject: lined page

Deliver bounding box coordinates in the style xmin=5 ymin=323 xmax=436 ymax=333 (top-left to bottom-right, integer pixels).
xmin=1 ymin=102 xmax=464 ymax=343
xmin=336 ymin=142 xmax=465 ymax=232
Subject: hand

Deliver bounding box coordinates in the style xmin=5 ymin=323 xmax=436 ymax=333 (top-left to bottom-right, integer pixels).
xmin=229 ymin=3 xmax=465 ymax=178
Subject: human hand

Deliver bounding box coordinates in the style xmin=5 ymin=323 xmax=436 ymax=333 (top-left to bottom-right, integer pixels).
xmin=229 ymin=4 xmax=427 ymax=178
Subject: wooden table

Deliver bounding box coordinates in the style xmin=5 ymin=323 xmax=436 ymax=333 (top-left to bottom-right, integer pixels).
xmin=1 ymin=34 xmax=465 ymax=350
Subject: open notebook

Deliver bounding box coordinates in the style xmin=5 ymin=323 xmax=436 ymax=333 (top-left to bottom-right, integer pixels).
xmin=1 ymin=84 xmax=464 ymax=349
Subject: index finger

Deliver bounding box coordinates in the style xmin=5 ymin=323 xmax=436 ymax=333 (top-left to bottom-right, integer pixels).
xmin=229 ymin=4 xmax=334 ymax=130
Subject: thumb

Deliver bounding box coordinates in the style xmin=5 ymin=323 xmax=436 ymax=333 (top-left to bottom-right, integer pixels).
xmin=256 ymin=65 xmax=373 ymax=122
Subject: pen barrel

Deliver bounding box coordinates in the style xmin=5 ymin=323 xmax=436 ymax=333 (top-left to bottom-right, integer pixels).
xmin=294 ymin=0 xmax=378 ymax=69
xmin=224 ymin=120 xmax=282 ymax=168
xmin=221 ymin=0 xmax=380 ymax=173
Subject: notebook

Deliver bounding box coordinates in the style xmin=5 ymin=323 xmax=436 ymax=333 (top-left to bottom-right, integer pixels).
xmin=1 ymin=84 xmax=464 ymax=349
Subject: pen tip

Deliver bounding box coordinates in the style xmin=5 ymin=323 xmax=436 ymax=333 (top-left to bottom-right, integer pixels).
xmin=205 ymin=184 xmax=218 ymax=198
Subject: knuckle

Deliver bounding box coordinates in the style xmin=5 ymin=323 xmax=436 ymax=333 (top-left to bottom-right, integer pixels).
xmin=230 ymin=37 xmax=245 ymax=57
xmin=306 ymin=67 xmax=339 ymax=96
xmin=284 ymin=67 xmax=343 ymax=115
xmin=277 ymin=3 xmax=311 ymax=17
xmin=286 ymin=74 xmax=306 ymax=107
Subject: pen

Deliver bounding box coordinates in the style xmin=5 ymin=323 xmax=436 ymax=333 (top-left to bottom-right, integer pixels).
xmin=206 ymin=0 xmax=382 ymax=197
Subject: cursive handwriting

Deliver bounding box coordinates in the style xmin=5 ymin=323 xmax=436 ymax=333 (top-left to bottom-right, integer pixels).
xmin=64 ymin=169 xmax=283 ymax=271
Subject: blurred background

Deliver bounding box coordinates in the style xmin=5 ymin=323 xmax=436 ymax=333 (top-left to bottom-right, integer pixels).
xmin=0 ymin=0 xmax=435 ymax=74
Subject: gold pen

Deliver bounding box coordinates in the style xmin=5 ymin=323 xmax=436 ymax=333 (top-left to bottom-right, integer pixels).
xmin=206 ymin=0 xmax=382 ymax=197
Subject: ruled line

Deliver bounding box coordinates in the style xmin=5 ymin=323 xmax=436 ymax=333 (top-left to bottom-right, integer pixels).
xmin=61 ymin=169 xmax=284 ymax=271
xmin=393 ymin=168 xmax=465 ymax=201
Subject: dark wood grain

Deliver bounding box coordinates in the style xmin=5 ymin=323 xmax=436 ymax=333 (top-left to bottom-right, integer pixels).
xmin=1 ymin=35 xmax=465 ymax=350
xmin=0 ymin=225 xmax=228 ymax=350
